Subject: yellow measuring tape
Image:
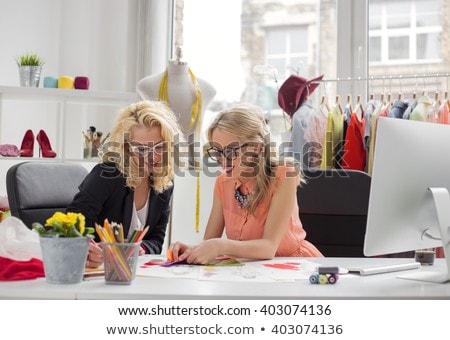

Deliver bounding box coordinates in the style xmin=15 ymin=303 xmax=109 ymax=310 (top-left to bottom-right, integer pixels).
xmin=158 ymin=68 xmax=203 ymax=232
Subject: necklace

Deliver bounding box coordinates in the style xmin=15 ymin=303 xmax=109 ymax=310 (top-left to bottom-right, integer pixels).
xmin=158 ymin=67 xmax=203 ymax=130
xmin=234 ymin=183 xmax=253 ymax=209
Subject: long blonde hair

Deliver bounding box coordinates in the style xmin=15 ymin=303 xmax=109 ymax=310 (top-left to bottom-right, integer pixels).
xmin=207 ymin=103 xmax=298 ymax=214
xmin=99 ymin=100 xmax=182 ymax=193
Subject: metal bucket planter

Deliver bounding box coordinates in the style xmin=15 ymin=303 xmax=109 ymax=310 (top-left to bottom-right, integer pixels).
xmin=39 ymin=236 xmax=89 ymax=284
xmin=18 ymin=66 xmax=42 ymax=87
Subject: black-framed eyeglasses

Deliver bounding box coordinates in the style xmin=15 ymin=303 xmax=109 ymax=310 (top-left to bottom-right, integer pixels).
xmin=206 ymin=143 xmax=248 ymax=162
xmin=128 ymin=141 xmax=168 ymax=157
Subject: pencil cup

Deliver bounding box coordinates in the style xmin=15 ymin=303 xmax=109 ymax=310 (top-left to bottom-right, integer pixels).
xmin=101 ymin=242 xmax=140 ymax=285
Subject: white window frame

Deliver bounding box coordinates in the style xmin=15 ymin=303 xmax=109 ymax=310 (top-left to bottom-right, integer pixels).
xmin=369 ymin=0 xmax=442 ymax=66
xmin=265 ymin=26 xmax=309 ymax=80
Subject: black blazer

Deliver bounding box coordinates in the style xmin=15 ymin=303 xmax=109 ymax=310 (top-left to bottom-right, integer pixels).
xmin=66 ymin=162 xmax=173 ymax=254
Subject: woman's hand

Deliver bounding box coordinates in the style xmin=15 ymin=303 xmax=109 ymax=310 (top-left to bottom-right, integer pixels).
xmin=139 ymin=244 xmax=146 ymax=256
xmin=169 ymin=241 xmax=192 ymax=261
xmin=86 ymin=240 xmax=103 ymax=269
xmin=183 ymin=239 xmax=221 ymax=265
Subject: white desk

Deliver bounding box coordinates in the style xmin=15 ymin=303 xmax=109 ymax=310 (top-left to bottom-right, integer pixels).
xmin=1 ymin=257 xmax=450 ymax=300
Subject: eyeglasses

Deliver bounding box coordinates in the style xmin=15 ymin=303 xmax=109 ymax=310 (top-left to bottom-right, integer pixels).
xmin=128 ymin=141 xmax=167 ymax=157
xmin=206 ymin=143 xmax=248 ymax=162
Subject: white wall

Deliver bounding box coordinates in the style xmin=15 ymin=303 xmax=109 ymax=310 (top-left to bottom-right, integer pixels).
xmin=0 ymin=0 xmax=210 ymax=247
xmin=0 ymin=0 xmax=138 ymax=154
xmin=0 ymin=0 xmax=139 ymax=91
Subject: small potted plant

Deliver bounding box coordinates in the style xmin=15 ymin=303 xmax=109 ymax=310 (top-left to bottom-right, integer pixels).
xmin=15 ymin=53 xmax=46 ymax=87
xmin=33 ymin=212 xmax=95 ymax=284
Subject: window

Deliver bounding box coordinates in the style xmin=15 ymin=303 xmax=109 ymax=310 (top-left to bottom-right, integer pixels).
xmin=266 ymin=26 xmax=309 ymax=80
xmin=181 ymin=0 xmax=335 ymax=142
xmin=369 ymin=0 xmax=442 ymax=65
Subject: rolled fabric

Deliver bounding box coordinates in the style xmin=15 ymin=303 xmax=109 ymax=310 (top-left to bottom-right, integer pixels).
xmin=74 ymin=76 xmax=90 ymax=90
xmin=0 ymin=257 xmax=45 ymax=281
xmin=58 ymin=76 xmax=74 ymax=89
xmin=43 ymin=76 xmax=58 ymax=88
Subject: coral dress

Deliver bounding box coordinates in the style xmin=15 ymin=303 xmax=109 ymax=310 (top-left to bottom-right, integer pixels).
xmin=214 ymin=165 xmax=323 ymax=257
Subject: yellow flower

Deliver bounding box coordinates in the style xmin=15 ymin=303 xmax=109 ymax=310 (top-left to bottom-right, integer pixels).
xmin=75 ymin=212 xmax=86 ymax=235
xmin=36 ymin=211 xmax=93 ymax=238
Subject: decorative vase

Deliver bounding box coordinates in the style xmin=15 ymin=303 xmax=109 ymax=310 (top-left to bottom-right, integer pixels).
xmin=39 ymin=236 xmax=89 ymax=284
xmin=18 ymin=66 xmax=42 ymax=87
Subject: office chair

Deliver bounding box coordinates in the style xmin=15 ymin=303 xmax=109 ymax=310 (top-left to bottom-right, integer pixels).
xmin=297 ymin=168 xmax=371 ymax=257
xmin=6 ymin=161 xmax=88 ymax=229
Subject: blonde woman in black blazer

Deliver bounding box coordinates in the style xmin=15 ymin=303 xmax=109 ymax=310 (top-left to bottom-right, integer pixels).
xmin=67 ymin=100 xmax=183 ymax=268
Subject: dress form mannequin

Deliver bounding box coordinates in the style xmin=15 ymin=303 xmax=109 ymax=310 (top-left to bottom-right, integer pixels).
xmin=136 ymin=47 xmax=216 ymax=138
xmin=137 ymin=48 xmax=216 ymax=235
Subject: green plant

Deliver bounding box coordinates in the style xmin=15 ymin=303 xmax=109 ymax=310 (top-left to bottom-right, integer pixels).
xmin=15 ymin=53 xmax=45 ymax=67
xmin=33 ymin=211 xmax=95 ymax=238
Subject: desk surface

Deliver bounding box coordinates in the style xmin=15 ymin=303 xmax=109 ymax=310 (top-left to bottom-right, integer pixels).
xmin=1 ymin=257 xmax=449 ymax=300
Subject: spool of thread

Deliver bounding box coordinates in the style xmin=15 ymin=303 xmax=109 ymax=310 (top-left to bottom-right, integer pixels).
xmin=58 ymin=76 xmax=74 ymax=89
xmin=74 ymin=76 xmax=90 ymax=90
xmin=43 ymin=76 xmax=58 ymax=88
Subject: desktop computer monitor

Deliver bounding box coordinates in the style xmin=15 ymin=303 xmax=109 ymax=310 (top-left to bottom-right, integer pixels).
xmin=364 ymin=117 xmax=450 ymax=283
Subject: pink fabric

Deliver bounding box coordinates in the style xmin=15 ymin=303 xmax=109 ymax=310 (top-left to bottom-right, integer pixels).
xmin=0 ymin=144 xmax=20 ymax=157
xmin=215 ymin=165 xmax=323 ymax=257
xmin=438 ymin=101 xmax=449 ymax=125
xmin=0 ymin=256 xmax=45 ymax=281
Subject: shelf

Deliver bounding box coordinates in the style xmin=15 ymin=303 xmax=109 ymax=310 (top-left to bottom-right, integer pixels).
xmin=0 ymin=86 xmax=139 ymax=161
xmin=0 ymin=85 xmax=138 ymax=105
xmin=0 ymin=157 xmax=100 ymax=163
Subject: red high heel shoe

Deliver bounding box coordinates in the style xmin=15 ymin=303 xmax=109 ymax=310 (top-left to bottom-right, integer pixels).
xmin=19 ymin=129 xmax=34 ymax=157
xmin=36 ymin=130 xmax=57 ymax=158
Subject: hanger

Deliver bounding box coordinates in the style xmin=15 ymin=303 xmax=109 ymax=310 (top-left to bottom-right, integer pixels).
xmin=397 ymin=76 xmax=404 ymax=102
xmin=320 ymin=95 xmax=330 ymax=109
xmin=334 ymin=95 xmax=344 ymax=115
xmin=387 ymin=92 xmax=392 ymax=104
xmin=320 ymin=95 xmax=330 ymax=115
xmin=434 ymin=91 xmax=441 ymax=106
xmin=346 ymin=94 xmax=353 ymax=113
xmin=354 ymin=95 xmax=365 ymax=120
xmin=385 ymin=92 xmax=392 ymax=108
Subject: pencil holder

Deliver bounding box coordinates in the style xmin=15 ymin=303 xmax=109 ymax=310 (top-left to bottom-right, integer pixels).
xmin=101 ymin=242 xmax=140 ymax=285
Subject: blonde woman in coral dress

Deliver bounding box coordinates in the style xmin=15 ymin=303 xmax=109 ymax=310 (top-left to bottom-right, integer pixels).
xmin=170 ymin=104 xmax=323 ymax=264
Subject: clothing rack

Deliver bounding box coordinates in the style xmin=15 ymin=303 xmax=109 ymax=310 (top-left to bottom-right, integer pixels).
xmin=319 ymin=73 xmax=450 ymax=83
xmin=314 ymin=73 xmax=449 ymax=104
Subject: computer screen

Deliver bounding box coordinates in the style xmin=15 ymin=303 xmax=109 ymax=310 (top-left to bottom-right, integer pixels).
xmin=364 ymin=117 xmax=450 ymax=283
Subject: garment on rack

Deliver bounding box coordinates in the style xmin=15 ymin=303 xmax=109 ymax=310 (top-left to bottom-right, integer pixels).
xmin=367 ymin=112 xmax=379 ymax=176
xmin=342 ymin=113 xmax=366 ymax=171
xmin=401 ymin=99 xmax=417 ymax=119
xmin=438 ymin=100 xmax=450 ymax=124
xmin=335 ymin=105 xmax=351 ymax=168
xmin=320 ymin=107 xmax=344 ymax=169
xmin=388 ymin=100 xmax=409 ymax=119
xmin=409 ymin=95 xmax=432 ymax=121
xmin=363 ymin=100 xmax=378 ymax=172
xmin=304 ymin=106 xmax=328 ymax=168
xmin=289 ymin=100 xmax=315 ymax=167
